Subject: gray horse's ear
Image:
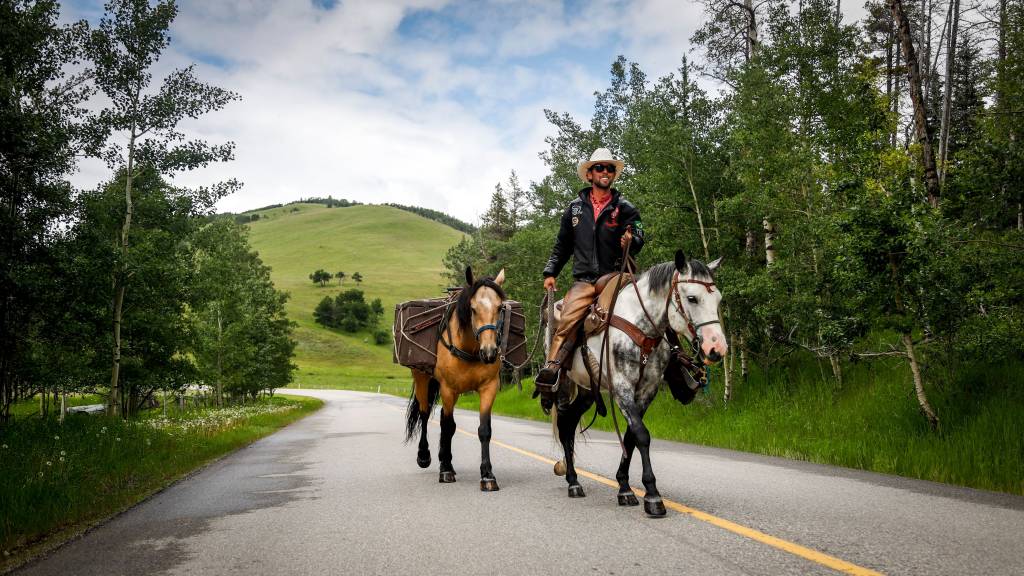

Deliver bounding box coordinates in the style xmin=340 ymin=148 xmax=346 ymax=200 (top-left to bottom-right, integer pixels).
xmin=708 ymin=257 xmax=723 ymax=272
xmin=674 ymin=250 xmax=687 ymax=272
xmin=494 ymin=268 xmax=505 ymax=286
xmin=465 ymin=266 xmax=474 ymax=286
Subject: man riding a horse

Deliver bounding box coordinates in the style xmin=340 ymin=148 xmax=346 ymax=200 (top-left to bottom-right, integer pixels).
xmin=534 ymin=147 xmax=645 ymax=409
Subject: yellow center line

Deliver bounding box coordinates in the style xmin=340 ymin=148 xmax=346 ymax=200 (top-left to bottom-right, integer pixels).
xmin=387 ymin=402 xmax=883 ymax=576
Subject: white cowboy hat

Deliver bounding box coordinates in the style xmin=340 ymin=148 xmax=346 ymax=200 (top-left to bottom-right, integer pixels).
xmin=577 ymin=148 xmax=625 ymax=183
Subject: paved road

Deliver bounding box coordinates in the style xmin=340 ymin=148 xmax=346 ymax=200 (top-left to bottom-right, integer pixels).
xmin=16 ymin=389 xmax=1024 ymax=575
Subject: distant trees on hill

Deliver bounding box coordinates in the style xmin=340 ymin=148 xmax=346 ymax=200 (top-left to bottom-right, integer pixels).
xmin=300 ymin=196 xmax=359 ymax=208
xmin=314 ymin=289 xmax=384 ymax=335
xmin=311 ymin=270 xmax=363 ymax=286
xmin=385 ymin=203 xmax=476 ymax=234
xmin=309 ymin=269 xmax=332 ymax=286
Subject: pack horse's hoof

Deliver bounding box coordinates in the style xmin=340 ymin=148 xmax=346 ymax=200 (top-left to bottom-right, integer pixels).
xmin=439 ymin=470 xmax=456 ymax=483
xmin=618 ymin=491 xmax=639 ymax=506
xmin=416 ymin=450 xmax=431 ymax=469
xmin=568 ymin=484 xmax=586 ymax=498
xmin=480 ymin=478 xmax=500 ymax=492
xmin=643 ymin=496 xmax=666 ymax=517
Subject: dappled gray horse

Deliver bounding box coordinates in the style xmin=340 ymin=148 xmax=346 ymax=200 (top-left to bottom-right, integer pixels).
xmin=550 ymin=250 xmax=727 ymax=516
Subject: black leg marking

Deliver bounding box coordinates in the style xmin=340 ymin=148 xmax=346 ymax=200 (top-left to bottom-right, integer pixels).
xmin=416 ymin=411 xmax=431 ymax=468
xmin=479 ymin=411 xmax=499 ymax=491
xmin=438 ymin=409 xmax=457 ymax=483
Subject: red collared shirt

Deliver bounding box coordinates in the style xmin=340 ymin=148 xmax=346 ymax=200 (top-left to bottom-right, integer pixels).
xmin=591 ymin=191 xmax=612 ymax=221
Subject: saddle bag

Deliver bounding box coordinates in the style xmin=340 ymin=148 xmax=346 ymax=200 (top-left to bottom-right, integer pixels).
xmin=664 ymin=330 xmax=704 ymax=405
xmin=393 ymin=297 xmax=528 ymax=373
xmin=499 ymin=301 xmax=528 ymax=369
xmin=393 ymin=298 xmax=450 ymax=372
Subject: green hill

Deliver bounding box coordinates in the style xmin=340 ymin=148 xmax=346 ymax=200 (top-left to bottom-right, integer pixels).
xmin=245 ymin=203 xmax=466 ymax=390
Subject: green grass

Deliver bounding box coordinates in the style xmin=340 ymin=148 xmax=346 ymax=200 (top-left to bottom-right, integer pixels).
xmin=450 ymin=358 xmax=1024 ymax=496
xmin=0 ymin=394 xmax=322 ymax=567
xmin=246 ymin=203 xmax=466 ymax=388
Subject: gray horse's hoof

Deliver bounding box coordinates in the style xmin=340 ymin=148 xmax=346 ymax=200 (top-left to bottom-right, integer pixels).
xmin=618 ymin=491 xmax=639 ymax=506
xmin=643 ymin=496 xmax=666 ymax=517
xmin=416 ymin=450 xmax=431 ymax=469
xmin=480 ymin=478 xmax=500 ymax=492
xmin=568 ymin=484 xmax=586 ymax=498
xmin=439 ymin=470 xmax=456 ymax=483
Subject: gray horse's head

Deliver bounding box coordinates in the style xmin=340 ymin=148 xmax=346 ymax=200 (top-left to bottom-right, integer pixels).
xmin=670 ymin=250 xmax=728 ymax=364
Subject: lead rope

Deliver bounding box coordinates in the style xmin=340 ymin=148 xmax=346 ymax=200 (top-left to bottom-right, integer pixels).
xmin=590 ymin=233 xmax=636 ymax=459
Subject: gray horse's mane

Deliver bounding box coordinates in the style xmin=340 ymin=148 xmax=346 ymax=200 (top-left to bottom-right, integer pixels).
xmin=644 ymin=259 xmax=713 ymax=296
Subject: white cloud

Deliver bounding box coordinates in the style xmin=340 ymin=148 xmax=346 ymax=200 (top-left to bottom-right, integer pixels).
xmin=74 ymin=0 xmax=875 ymax=223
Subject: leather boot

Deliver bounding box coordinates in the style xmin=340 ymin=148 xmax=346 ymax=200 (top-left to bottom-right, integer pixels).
xmin=535 ymin=331 xmax=575 ymax=392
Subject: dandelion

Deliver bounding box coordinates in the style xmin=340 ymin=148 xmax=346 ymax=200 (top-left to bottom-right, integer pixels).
xmin=60 ymin=450 xmax=66 ymax=456
xmin=46 ymin=461 xmax=52 ymax=466
xmin=1 ymin=444 xmax=7 ymax=449
xmin=115 ymin=437 xmax=121 ymax=442
xmin=54 ymin=435 xmax=59 ymax=440
xmin=59 ymin=456 xmax=65 ymax=462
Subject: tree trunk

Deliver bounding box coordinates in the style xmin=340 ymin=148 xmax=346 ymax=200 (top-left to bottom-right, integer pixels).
xmin=684 ymin=158 xmax=711 ymax=261
xmin=744 ymin=0 xmax=759 ymax=61
xmin=937 ymin=0 xmax=960 ymax=184
xmin=740 ymin=335 xmax=749 ymax=383
xmin=829 ymin=354 xmax=843 ymax=388
xmin=110 ymin=132 xmax=137 ymax=418
xmin=215 ymin=305 xmax=224 ymax=406
xmin=889 ymin=0 xmax=942 ymax=207
xmin=901 ymin=332 xmax=939 ymax=430
xmin=763 ymin=218 xmax=776 ymax=265
xmin=893 ymin=27 xmax=902 ymax=147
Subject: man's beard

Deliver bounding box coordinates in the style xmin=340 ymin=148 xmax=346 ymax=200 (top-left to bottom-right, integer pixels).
xmin=592 ymin=177 xmax=612 ymax=191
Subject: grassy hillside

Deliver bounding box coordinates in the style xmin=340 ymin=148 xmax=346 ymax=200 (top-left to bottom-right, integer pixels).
xmin=245 ymin=203 xmax=465 ymax=389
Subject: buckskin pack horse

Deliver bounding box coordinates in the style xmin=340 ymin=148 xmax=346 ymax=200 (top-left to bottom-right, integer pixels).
xmin=404 ymin=267 xmax=507 ymax=491
xmin=550 ymin=250 xmax=727 ymax=516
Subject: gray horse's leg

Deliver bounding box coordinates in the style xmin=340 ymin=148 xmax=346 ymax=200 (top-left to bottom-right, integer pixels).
xmin=617 ymin=391 xmax=664 ymax=516
xmin=558 ymin=392 xmax=593 ymax=498
xmin=615 ymin=427 xmax=639 ymax=506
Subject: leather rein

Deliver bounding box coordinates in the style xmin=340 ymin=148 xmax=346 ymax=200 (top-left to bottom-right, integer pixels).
xmin=610 ymin=266 xmax=718 ymax=385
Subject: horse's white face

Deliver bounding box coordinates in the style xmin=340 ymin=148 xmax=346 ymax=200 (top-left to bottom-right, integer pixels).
xmin=668 ymin=255 xmax=728 ymax=364
xmin=468 ymin=268 xmax=505 ymax=364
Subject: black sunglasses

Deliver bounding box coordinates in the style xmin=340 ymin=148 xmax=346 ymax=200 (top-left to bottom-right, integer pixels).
xmin=590 ymin=163 xmax=616 ymax=174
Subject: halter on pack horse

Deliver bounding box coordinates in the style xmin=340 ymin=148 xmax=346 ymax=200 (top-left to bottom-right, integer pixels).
xmin=549 ymin=250 xmax=727 ymax=516
xmin=404 ymin=267 xmax=507 ymax=491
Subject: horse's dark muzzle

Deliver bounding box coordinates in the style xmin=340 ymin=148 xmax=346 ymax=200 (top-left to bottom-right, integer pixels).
xmin=480 ymin=349 xmax=499 ymax=364
xmin=707 ymin=350 xmax=723 ymax=364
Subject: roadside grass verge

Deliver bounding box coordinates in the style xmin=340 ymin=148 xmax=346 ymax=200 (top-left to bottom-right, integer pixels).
xmin=0 ymin=394 xmax=322 ymax=567
xmin=327 ymin=357 xmax=1022 ymax=496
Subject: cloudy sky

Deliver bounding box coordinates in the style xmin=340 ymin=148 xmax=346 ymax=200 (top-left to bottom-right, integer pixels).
xmin=62 ymin=0 xmax=861 ymax=223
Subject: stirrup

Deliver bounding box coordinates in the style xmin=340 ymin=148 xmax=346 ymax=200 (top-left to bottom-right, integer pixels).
xmin=534 ymin=362 xmax=560 ymax=393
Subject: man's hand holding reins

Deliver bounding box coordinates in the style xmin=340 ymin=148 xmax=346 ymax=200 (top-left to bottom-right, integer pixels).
xmin=620 ymin=226 xmax=633 ymax=249
xmin=543 ymin=276 xmax=557 ymax=291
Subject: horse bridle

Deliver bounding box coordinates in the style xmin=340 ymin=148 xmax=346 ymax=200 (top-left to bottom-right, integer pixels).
xmin=668 ymin=271 xmax=721 ymax=357
xmin=439 ymin=291 xmax=508 ymax=364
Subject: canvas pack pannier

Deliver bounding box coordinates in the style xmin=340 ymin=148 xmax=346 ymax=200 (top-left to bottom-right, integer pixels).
xmin=393 ymin=296 xmax=528 ymax=374
xmin=393 ymin=297 xmax=450 ymax=372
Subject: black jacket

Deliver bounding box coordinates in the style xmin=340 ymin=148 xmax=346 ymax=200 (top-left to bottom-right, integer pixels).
xmin=543 ymin=187 xmax=645 ymax=281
